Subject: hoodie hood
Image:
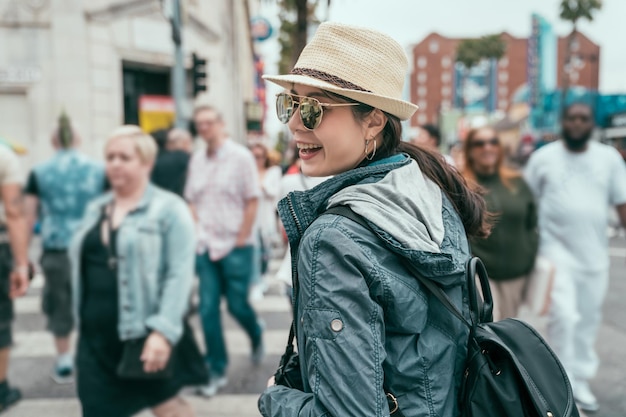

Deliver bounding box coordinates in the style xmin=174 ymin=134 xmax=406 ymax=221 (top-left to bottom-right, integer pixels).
xmin=278 ymin=154 xmax=470 ymax=285
xmin=327 ymin=160 xmax=444 ymax=254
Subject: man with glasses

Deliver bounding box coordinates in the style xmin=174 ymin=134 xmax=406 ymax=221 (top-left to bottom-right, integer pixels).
xmin=185 ymin=105 xmax=263 ymax=397
xmin=525 ymin=103 xmax=626 ymax=413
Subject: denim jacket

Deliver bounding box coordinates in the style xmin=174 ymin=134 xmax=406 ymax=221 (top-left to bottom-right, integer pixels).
xmin=69 ymin=184 xmax=196 ymax=344
xmin=259 ymin=155 xmax=471 ymax=417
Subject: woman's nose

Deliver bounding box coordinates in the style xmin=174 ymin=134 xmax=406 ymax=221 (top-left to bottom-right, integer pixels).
xmin=287 ymin=106 xmax=302 ymax=131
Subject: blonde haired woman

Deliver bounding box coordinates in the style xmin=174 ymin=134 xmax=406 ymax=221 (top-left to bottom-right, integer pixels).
xmin=70 ymin=126 xmax=206 ymax=417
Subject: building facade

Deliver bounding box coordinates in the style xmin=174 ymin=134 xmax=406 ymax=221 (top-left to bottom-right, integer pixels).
xmin=0 ymin=0 xmax=257 ymax=168
xmin=409 ymin=30 xmax=600 ymax=128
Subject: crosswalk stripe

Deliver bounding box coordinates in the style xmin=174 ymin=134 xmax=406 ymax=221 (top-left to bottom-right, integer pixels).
xmin=4 ymin=395 xmax=262 ymax=417
xmin=14 ymin=294 xmax=291 ymax=315
xmin=11 ymin=328 xmax=288 ymax=358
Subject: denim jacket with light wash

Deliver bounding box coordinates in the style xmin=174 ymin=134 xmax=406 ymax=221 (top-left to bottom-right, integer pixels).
xmin=259 ymin=154 xmax=472 ymax=417
xmin=69 ymin=184 xmax=196 ymax=344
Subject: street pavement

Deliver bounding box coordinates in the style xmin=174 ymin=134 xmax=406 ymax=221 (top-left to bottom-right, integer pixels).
xmin=3 ymin=240 xmax=626 ymax=417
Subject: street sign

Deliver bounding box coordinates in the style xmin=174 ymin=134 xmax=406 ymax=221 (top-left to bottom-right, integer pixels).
xmin=250 ymin=16 xmax=273 ymax=42
xmin=139 ymin=95 xmax=175 ymax=133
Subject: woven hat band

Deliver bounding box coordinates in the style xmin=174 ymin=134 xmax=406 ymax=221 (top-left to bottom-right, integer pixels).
xmin=290 ymin=68 xmax=372 ymax=93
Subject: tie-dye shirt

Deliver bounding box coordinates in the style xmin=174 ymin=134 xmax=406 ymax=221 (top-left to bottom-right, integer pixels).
xmin=25 ymin=150 xmax=106 ymax=249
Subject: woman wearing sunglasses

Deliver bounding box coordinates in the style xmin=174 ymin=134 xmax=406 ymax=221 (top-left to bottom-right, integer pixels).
xmin=259 ymin=23 xmax=489 ymax=417
xmin=462 ymin=127 xmax=539 ymax=320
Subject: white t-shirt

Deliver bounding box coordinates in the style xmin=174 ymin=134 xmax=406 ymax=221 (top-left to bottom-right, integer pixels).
xmin=524 ymin=140 xmax=626 ymax=271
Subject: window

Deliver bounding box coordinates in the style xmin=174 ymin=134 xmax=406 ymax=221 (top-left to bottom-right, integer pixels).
xmin=418 ymin=57 xmax=427 ymax=68
xmin=429 ymin=40 xmax=439 ymax=54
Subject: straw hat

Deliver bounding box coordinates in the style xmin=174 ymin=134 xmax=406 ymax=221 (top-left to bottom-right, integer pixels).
xmin=263 ymin=22 xmax=418 ymax=121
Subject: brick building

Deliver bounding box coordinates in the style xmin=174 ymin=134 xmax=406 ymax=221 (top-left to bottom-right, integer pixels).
xmin=409 ymin=30 xmax=600 ymax=128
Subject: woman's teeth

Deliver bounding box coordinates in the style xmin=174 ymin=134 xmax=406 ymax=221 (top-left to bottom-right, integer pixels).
xmin=297 ymin=143 xmax=322 ymax=150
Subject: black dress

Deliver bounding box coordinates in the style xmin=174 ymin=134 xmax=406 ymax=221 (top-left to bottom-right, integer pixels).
xmin=76 ymin=216 xmax=205 ymax=417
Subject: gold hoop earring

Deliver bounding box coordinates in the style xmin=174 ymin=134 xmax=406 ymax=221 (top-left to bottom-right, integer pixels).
xmin=365 ymin=138 xmax=377 ymax=161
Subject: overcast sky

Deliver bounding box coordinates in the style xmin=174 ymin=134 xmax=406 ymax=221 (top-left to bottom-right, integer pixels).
xmin=258 ymin=0 xmax=626 ymax=94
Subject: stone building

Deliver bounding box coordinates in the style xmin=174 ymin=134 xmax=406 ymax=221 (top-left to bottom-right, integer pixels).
xmin=0 ymin=0 xmax=257 ymax=168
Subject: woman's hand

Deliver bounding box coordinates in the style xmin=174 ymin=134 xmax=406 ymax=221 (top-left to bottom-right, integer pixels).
xmin=141 ymin=331 xmax=172 ymax=373
xmin=267 ymin=376 xmax=275 ymax=388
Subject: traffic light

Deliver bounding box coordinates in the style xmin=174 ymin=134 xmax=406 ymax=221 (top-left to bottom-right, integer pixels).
xmin=192 ymin=52 xmax=207 ymax=97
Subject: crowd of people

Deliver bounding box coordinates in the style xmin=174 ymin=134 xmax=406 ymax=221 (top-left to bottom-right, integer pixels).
xmin=0 ymin=22 xmax=624 ymax=417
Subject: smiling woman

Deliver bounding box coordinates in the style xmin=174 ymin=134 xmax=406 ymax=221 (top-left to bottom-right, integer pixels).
xmin=259 ymin=22 xmax=490 ymax=417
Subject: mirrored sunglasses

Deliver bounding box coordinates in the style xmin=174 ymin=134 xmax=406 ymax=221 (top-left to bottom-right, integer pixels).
xmin=275 ymin=93 xmax=359 ymax=130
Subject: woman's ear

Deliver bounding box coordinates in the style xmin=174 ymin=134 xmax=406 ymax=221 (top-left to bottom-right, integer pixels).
xmin=364 ymin=109 xmax=387 ymax=139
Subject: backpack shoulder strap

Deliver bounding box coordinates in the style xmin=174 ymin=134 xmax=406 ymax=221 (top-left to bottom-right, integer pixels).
xmin=324 ymin=205 xmax=472 ymax=328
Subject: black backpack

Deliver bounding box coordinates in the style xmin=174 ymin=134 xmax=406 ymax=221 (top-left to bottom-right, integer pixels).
xmin=326 ymin=206 xmax=580 ymax=417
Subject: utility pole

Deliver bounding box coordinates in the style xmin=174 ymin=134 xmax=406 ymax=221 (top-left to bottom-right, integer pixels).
xmin=170 ymin=0 xmax=186 ymax=128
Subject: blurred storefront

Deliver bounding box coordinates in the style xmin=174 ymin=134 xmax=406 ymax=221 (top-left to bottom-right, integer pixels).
xmin=0 ymin=0 xmax=257 ymax=168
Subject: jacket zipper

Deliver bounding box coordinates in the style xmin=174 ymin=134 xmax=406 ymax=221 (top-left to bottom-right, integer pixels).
xmin=286 ymin=194 xmax=302 ymax=309
xmin=286 ymin=194 xmax=303 ymax=237
xmin=287 ymin=194 xmax=302 ymax=378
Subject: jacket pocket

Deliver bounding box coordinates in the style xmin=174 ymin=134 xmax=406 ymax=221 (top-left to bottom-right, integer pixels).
xmin=302 ymin=308 xmax=344 ymax=341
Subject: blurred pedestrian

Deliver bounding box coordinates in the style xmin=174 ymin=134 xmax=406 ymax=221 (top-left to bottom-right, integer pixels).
xmin=70 ymin=126 xmax=204 ymax=417
xmin=0 ymin=143 xmax=30 ymax=411
xmin=525 ymin=103 xmax=626 ymax=413
xmin=462 ymin=127 xmax=538 ymax=320
xmin=150 ymin=128 xmax=192 ymax=197
xmin=249 ymin=141 xmax=282 ymax=300
xmin=412 ymin=123 xmax=455 ymax=166
xmin=167 ymin=128 xmax=194 ymax=153
xmin=185 ymin=106 xmax=264 ymax=397
xmin=24 ymin=114 xmax=106 ymax=384
xmin=259 ymin=22 xmax=489 ymax=416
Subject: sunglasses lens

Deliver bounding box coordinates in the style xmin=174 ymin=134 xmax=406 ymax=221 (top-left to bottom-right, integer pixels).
xmin=276 ymin=93 xmax=293 ymax=124
xmin=299 ymin=98 xmax=322 ymax=130
xmin=472 ymin=138 xmax=499 ymax=148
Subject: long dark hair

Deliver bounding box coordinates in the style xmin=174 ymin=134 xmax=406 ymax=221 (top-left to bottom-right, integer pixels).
xmin=323 ymin=91 xmax=490 ymax=239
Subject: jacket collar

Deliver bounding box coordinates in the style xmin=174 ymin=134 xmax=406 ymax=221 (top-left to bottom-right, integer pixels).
xmin=95 ymin=183 xmax=156 ymax=213
xmin=277 ymin=154 xmax=410 ymax=248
